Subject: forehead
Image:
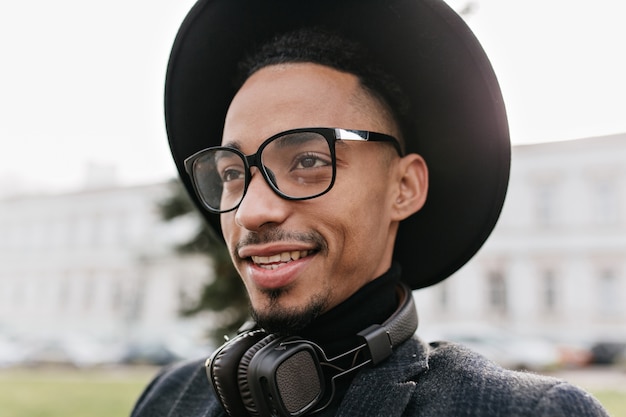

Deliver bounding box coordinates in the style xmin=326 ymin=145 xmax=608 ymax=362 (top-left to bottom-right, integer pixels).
xmin=221 ymin=63 xmax=390 ymax=149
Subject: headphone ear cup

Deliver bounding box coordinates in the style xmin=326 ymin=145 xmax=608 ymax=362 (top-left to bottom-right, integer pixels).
xmin=237 ymin=334 xmax=282 ymax=416
xmin=208 ymin=330 xmax=268 ymax=417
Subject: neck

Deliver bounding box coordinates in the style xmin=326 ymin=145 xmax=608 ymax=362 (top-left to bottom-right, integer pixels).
xmin=299 ymin=263 xmax=401 ymax=358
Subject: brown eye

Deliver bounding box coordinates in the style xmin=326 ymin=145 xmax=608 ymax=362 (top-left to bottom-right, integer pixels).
xmin=293 ymin=153 xmax=330 ymax=170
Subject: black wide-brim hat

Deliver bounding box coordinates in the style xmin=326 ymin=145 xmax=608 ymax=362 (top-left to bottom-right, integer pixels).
xmin=165 ymin=0 xmax=510 ymax=290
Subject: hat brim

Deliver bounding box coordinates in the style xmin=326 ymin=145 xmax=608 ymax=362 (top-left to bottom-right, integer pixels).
xmin=165 ymin=0 xmax=510 ymax=290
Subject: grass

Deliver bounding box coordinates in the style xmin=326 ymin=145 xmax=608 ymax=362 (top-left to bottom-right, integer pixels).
xmin=0 ymin=366 xmax=157 ymax=417
xmin=0 ymin=367 xmax=625 ymax=417
xmin=592 ymin=390 xmax=626 ymax=417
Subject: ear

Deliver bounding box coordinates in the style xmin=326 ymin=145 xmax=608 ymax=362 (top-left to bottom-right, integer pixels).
xmin=391 ymin=154 xmax=428 ymax=221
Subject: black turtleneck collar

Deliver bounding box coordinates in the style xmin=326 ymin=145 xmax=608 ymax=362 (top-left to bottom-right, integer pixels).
xmin=300 ymin=262 xmax=402 ymax=358
xmin=296 ymin=263 xmax=402 ymax=416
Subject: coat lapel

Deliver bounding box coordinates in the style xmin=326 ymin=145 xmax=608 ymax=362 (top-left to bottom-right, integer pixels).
xmin=336 ymin=337 xmax=429 ymax=417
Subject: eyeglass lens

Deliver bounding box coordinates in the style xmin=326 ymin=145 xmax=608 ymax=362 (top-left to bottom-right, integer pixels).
xmin=191 ymin=131 xmax=334 ymax=212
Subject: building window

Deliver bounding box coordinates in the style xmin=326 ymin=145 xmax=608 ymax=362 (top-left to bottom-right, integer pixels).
xmin=542 ymin=269 xmax=558 ymax=313
xmin=535 ymin=182 xmax=558 ymax=227
xmin=57 ymin=276 xmax=70 ymax=313
xmin=487 ymin=270 xmax=507 ymax=315
xmin=74 ymin=216 xmax=93 ymax=248
xmin=592 ymin=180 xmax=619 ymax=226
xmin=598 ymin=269 xmax=620 ymax=317
xmin=438 ymin=281 xmax=449 ymax=312
xmin=83 ymin=272 xmax=95 ymax=312
xmin=111 ymin=279 xmax=123 ymax=313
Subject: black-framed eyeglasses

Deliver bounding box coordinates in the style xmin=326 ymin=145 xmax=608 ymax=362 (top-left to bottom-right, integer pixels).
xmin=184 ymin=127 xmax=403 ymax=214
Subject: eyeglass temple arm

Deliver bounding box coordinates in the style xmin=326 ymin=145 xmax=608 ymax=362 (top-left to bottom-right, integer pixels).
xmin=334 ymin=129 xmax=403 ymax=156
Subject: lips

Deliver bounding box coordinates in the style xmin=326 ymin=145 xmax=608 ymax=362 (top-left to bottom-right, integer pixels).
xmin=251 ymin=250 xmax=310 ymax=270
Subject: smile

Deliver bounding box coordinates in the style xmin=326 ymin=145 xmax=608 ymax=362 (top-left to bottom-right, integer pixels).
xmin=251 ymin=250 xmax=310 ymax=270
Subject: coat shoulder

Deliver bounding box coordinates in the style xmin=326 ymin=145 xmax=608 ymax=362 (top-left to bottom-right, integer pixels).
xmin=406 ymin=341 xmax=609 ymax=417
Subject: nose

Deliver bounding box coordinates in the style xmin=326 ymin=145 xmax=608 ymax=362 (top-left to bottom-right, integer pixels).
xmin=234 ymin=170 xmax=290 ymax=230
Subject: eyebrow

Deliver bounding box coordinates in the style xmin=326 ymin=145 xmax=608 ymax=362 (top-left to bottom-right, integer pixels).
xmin=222 ymin=131 xmax=324 ymax=154
xmin=273 ymin=131 xmax=325 ymax=149
xmin=221 ymin=140 xmax=242 ymax=151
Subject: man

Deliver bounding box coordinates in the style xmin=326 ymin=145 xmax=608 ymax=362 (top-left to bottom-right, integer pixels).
xmin=131 ymin=0 xmax=609 ymax=416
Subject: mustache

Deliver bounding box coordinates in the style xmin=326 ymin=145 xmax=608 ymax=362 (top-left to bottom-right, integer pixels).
xmin=234 ymin=228 xmax=327 ymax=256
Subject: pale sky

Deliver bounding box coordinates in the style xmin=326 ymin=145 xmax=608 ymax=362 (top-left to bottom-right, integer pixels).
xmin=1 ymin=0 xmax=625 ymax=195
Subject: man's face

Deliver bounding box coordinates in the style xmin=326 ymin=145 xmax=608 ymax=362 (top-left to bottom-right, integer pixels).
xmin=220 ymin=63 xmax=412 ymax=331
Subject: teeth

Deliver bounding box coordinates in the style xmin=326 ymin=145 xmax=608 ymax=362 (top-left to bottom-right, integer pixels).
xmin=268 ymin=254 xmax=281 ymax=263
xmin=251 ymin=250 xmax=309 ymax=267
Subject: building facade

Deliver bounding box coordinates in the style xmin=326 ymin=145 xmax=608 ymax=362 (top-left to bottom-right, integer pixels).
xmin=415 ymin=133 xmax=626 ymax=345
xmin=0 ymin=181 xmax=211 ymax=352
xmin=1 ymin=134 xmax=624 ymax=364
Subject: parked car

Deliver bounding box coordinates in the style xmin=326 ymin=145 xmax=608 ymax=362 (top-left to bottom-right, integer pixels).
xmin=590 ymin=342 xmax=626 ymax=365
xmin=20 ymin=334 xmax=125 ymax=368
xmin=120 ymin=341 xmax=182 ymax=366
xmin=421 ymin=324 xmax=562 ymax=371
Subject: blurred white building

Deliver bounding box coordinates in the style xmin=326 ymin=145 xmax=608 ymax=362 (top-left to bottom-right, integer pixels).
xmin=0 ymin=133 xmax=624 ymax=363
xmin=415 ymin=133 xmax=626 ymax=345
xmin=0 ymin=181 xmax=211 ymax=349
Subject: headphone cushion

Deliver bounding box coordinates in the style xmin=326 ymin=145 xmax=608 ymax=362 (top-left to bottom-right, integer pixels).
xmin=237 ymin=334 xmax=282 ymax=416
xmin=208 ymin=330 xmax=268 ymax=417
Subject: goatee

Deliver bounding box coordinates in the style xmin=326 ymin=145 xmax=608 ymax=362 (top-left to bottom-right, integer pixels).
xmin=251 ymin=289 xmax=328 ymax=336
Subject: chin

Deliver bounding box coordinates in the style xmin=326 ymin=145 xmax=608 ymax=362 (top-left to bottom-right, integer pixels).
xmin=251 ymin=290 xmax=328 ymax=335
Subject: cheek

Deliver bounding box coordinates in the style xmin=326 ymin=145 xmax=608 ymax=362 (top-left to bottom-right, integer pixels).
xmin=333 ymin=168 xmax=393 ymax=217
xmin=219 ymin=215 xmax=238 ymax=253
xmin=320 ymin=182 xmax=390 ymax=252
xmin=341 ymin=176 xmax=394 ymax=243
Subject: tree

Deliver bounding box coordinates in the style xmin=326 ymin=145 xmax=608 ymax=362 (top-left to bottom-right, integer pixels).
xmin=159 ymin=179 xmax=249 ymax=344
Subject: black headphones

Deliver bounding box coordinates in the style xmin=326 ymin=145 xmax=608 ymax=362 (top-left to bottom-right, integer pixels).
xmin=205 ymin=283 xmax=418 ymax=417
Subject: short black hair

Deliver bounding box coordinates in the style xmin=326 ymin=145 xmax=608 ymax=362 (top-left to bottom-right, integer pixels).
xmin=236 ymin=27 xmax=410 ymax=145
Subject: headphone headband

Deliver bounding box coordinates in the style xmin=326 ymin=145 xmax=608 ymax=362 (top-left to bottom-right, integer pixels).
xmin=205 ymin=283 xmax=417 ymax=416
xmin=359 ymin=282 xmax=418 ymax=364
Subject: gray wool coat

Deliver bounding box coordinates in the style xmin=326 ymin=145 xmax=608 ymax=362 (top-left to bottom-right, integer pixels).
xmin=130 ymin=337 xmax=609 ymax=417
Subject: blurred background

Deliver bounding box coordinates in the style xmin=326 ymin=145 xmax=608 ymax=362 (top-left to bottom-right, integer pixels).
xmin=1 ymin=0 xmax=625 ymax=416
